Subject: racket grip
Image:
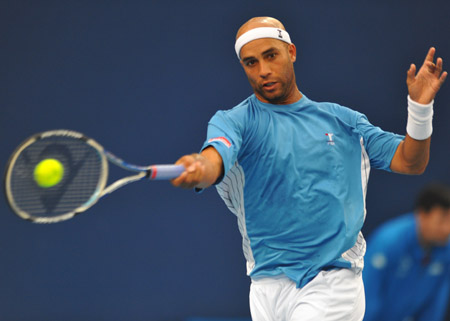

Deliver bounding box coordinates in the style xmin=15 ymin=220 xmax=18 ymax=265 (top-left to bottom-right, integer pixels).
xmin=149 ymin=165 xmax=185 ymax=180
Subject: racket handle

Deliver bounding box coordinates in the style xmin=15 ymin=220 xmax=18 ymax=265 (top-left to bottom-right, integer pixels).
xmin=149 ymin=165 xmax=185 ymax=180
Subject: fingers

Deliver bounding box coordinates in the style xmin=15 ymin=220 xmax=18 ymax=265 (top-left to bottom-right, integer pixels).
xmin=426 ymin=61 xmax=437 ymax=74
xmin=439 ymin=70 xmax=448 ymax=86
xmin=413 ymin=48 xmax=447 ymax=78
xmin=406 ymin=63 xmax=416 ymax=86
xmin=407 ymin=48 xmax=446 ymax=103
xmin=435 ymin=57 xmax=447 ymax=86
xmin=435 ymin=57 xmax=443 ymax=74
xmin=423 ymin=47 xmax=436 ymax=64
xmin=422 ymin=48 xmax=445 ymax=75
xmin=425 ymin=57 xmax=443 ymax=74
xmin=434 ymin=56 xmax=447 ymax=86
xmin=171 ymin=154 xmax=205 ymax=189
xmin=425 ymin=55 xmax=447 ymax=87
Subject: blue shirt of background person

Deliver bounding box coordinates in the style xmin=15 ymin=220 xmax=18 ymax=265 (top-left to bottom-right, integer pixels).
xmin=363 ymin=183 xmax=450 ymax=321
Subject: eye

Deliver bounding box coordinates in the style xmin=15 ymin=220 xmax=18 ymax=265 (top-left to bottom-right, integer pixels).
xmin=267 ymin=52 xmax=277 ymax=59
xmin=245 ymin=59 xmax=257 ymax=67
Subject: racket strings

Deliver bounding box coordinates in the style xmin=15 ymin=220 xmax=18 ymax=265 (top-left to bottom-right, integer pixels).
xmin=8 ymin=136 xmax=105 ymax=218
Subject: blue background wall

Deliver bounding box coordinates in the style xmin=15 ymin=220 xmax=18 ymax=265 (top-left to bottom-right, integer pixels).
xmin=1 ymin=1 xmax=449 ymax=320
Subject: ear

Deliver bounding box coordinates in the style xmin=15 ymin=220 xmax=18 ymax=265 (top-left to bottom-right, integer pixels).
xmin=288 ymin=43 xmax=297 ymax=63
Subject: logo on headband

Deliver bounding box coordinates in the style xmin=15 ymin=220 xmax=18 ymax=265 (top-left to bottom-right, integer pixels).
xmin=277 ymin=29 xmax=283 ymax=39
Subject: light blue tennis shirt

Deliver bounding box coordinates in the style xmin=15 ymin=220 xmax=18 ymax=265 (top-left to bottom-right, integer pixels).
xmin=201 ymin=94 xmax=403 ymax=287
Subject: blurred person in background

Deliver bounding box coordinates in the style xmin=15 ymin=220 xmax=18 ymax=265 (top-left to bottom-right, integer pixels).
xmin=363 ymin=182 xmax=450 ymax=321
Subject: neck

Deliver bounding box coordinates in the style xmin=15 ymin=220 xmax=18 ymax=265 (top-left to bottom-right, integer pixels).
xmin=256 ymin=86 xmax=303 ymax=105
xmin=283 ymin=86 xmax=302 ymax=104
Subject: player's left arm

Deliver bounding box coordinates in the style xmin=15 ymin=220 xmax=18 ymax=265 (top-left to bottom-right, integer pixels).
xmin=390 ymin=47 xmax=447 ymax=174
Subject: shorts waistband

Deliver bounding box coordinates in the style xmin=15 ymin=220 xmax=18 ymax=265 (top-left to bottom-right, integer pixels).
xmin=251 ymin=274 xmax=293 ymax=284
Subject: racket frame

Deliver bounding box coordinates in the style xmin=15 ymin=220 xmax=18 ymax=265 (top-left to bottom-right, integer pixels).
xmin=4 ymin=129 xmax=182 ymax=223
xmin=4 ymin=130 xmax=109 ymax=223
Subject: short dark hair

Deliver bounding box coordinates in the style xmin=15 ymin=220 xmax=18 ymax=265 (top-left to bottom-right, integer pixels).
xmin=415 ymin=182 xmax=450 ymax=212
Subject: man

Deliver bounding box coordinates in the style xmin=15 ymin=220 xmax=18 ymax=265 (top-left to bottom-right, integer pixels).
xmin=171 ymin=17 xmax=447 ymax=321
xmin=363 ymin=183 xmax=450 ymax=321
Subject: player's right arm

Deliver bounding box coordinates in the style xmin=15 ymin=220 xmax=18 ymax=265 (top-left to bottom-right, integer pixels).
xmin=171 ymin=146 xmax=224 ymax=189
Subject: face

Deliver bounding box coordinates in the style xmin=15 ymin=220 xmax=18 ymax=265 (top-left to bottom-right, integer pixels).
xmin=418 ymin=206 xmax=450 ymax=245
xmin=239 ymin=38 xmax=298 ymax=104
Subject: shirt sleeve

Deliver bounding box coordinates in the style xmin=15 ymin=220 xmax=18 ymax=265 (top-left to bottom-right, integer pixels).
xmin=200 ymin=110 xmax=244 ymax=180
xmin=356 ymin=114 xmax=404 ymax=171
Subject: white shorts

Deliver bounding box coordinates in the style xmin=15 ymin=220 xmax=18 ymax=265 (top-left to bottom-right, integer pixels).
xmin=249 ymin=268 xmax=365 ymax=321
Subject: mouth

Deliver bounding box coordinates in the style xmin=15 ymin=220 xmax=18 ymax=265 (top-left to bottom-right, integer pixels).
xmin=262 ymin=81 xmax=278 ymax=91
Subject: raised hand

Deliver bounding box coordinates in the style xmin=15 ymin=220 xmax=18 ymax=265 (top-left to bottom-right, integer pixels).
xmin=407 ymin=47 xmax=447 ymax=104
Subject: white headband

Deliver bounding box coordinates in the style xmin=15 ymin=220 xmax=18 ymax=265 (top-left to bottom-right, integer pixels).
xmin=235 ymin=27 xmax=292 ymax=60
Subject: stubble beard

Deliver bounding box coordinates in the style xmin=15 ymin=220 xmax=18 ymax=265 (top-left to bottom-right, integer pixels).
xmin=255 ymin=69 xmax=297 ymax=105
xmin=259 ymin=82 xmax=289 ymax=104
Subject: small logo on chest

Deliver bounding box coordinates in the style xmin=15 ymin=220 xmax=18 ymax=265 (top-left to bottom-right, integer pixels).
xmin=325 ymin=133 xmax=335 ymax=145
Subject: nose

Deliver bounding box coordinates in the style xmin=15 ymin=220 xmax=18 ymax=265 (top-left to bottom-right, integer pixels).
xmin=259 ymin=61 xmax=271 ymax=78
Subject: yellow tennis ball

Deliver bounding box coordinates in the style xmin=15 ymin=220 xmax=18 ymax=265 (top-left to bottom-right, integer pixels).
xmin=33 ymin=158 xmax=65 ymax=188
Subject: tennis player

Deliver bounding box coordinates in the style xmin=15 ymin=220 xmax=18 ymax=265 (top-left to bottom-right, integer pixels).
xmin=363 ymin=183 xmax=450 ymax=321
xmin=171 ymin=16 xmax=447 ymax=321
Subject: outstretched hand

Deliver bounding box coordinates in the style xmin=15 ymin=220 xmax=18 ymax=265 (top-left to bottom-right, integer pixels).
xmin=407 ymin=47 xmax=447 ymax=104
xmin=171 ymin=154 xmax=207 ymax=189
xmin=171 ymin=147 xmax=223 ymax=190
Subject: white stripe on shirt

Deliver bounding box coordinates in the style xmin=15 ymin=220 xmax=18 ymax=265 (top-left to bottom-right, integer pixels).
xmin=216 ymin=162 xmax=255 ymax=274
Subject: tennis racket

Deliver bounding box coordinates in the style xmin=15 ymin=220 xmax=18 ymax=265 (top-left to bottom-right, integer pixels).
xmin=4 ymin=129 xmax=185 ymax=224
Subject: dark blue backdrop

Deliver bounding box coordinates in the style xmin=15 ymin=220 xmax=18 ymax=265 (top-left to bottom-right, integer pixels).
xmin=1 ymin=1 xmax=449 ymax=320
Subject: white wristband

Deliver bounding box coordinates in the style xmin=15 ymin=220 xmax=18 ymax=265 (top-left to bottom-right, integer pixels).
xmin=406 ymin=95 xmax=433 ymax=140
